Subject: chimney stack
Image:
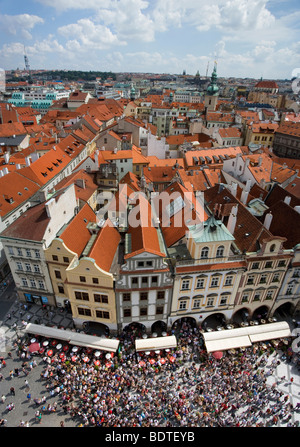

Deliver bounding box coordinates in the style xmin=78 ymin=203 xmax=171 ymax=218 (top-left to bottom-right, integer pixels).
xmin=227 ymin=204 xmax=238 ymax=235
xmin=284 ymin=196 xmax=291 ymax=206
xmin=264 ymin=211 xmax=273 ymax=230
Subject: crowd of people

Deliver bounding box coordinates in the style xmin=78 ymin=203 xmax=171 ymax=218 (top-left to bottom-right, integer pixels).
xmin=0 ymin=318 xmax=299 ymax=427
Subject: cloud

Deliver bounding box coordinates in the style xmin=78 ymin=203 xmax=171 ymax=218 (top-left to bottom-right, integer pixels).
xmin=58 ymin=18 xmax=124 ymax=49
xmin=0 ymin=13 xmax=44 ymax=39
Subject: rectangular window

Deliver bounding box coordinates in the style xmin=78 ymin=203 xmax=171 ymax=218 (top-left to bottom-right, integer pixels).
xmin=26 ymin=249 xmax=31 ymax=257
xmin=58 ymin=285 xmax=64 ymax=294
xmin=253 ymin=292 xmax=261 ymax=301
xmin=265 ymin=261 xmax=273 ymax=269
xmin=75 ymin=291 xmax=89 ymax=301
xmin=38 ymin=280 xmax=45 ymax=290
xmin=207 ymin=297 xmax=215 ymax=306
xmin=140 ymin=307 xmax=148 ymax=316
xmin=123 ymin=293 xmax=131 ymax=302
xmin=140 ymin=292 xmax=148 ymax=301
xmin=33 ymin=264 xmax=40 ymax=273
xmin=156 ymin=306 xmax=164 ymax=315
xmin=132 ymin=277 xmax=138 ymax=287
xmin=278 ymin=260 xmax=286 ymax=267
xmin=34 ymin=250 xmax=40 ymax=258
xmin=151 ymin=276 xmax=158 ymax=285
xmin=92 ymin=277 xmax=99 ymax=284
xmin=124 ymin=308 xmax=131 ymax=317
xmin=252 ymin=262 xmax=260 ymax=269
xmin=21 ymin=277 xmax=28 ymax=287
xmin=52 ymin=255 xmax=58 ymax=261
xmin=25 ymin=263 xmax=31 ymax=272
xmin=63 ymin=256 xmax=69 ymax=263
xmin=157 ymin=291 xmax=165 ymax=300
xmin=286 ymin=285 xmax=293 ymax=295
xmin=247 ymin=275 xmax=254 ymax=285
xmin=30 ymin=279 xmax=36 ymax=288
xmin=17 ymin=248 xmax=23 ymax=256
xmin=8 ymin=247 xmax=14 ymax=255
xmin=241 ymin=293 xmax=249 ymax=303
xmin=55 ymin=270 xmax=62 ymax=279
xmin=265 ymin=290 xmax=274 ymax=300
xmin=96 ymin=310 xmax=110 ymax=319
xmin=16 ymin=262 xmax=23 ymax=270
xmin=210 ymin=276 xmax=219 ymax=288
xmin=272 ymin=273 xmax=280 ymax=282
xmin=94 ymin=294 xmax=108 ymax=303
xmin=193 ymin=299 xmax=201 ymax=308
xmin=181 ymin=279 xmax=190 ymax=290
xmin=179 ymin=300 xmax=187 ymax=310
xmin=259 ymin=274 xmax=267 ymax=284
xmin=220 ymin=295 xmax=228 ymax=305
xmin=79 ymin=276 xmax=86 ymax=283
xmin=196 ymin=278 xmax=205 ymax=289
xmin=141 ymin=277 xmax=148 ymax=285
xmin=224 ymin=275 xmax=233 ymax=286
xmin=78 ymin=307 xmax=91 ymax=316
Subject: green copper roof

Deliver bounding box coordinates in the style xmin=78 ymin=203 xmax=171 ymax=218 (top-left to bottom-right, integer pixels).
xmin=188 ymin=216 xmax=234 ymax=244
xmin=207 ymin=66 xmax=219 ymax=96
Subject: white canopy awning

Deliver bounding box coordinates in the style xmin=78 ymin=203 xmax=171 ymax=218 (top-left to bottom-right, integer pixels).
xmin=135 ymin=335 xmax=177 ymax=352
xmin=205 ymin=336 xmax=252 ymax=353
xmin=24 ymin=323 xmax=119 ymax=352
xmin=203 ymin=321 xmax=292 ymax=353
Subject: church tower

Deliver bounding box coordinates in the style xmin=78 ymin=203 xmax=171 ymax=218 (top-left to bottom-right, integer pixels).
xmin=204 ymin=63 xmax=219 ymax=112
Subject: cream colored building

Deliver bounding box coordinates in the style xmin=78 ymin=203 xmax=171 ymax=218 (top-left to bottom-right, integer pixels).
xmin=169 ymin=216 xmax=245 ymax=329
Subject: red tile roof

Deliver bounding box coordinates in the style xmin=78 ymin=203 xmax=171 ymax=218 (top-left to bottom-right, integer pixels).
xmin=0 ymin=171 xmax=40 ymax=218
xmin=125 ymin=193 xmax=166 ymax=258
xmin=88 ymin=219 xmax=121 ymax=272
xmin=59 ymin=203 xmax=96 ymax=256
xmin=0 ymin=201 xmax=49 ymax=241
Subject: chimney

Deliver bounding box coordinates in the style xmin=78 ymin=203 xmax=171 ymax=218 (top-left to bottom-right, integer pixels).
xmin=264 ymin=211 xmax=273 ymax=230
xmin=245 ymin=179 xmax=252 ymax=192
xmin=231 ymin=182 xmax=237 ymax=197
xmin=45 ymin=198 xmax=56 ymax=218
xmin=241 ymin=189 xmax=249 ymax=205
xmin=25 ymin=156 xmax=31 ymax=167
xmin=4 ymin=152 xmax=10 ymax=164
xmin=227 ymin=204 xmax=238 ymax=234
xmin=3 ymin=167 xmax=9 ymax=176
xmin=258 ymin=156 xmax=262 ymax=167
xmin=284 ymin=196 xmax=291 ymax=206
xmin=294 ymin=206 xmax=300 ymax=215
xmin=16 ymin=164 xmax=21 ymax=170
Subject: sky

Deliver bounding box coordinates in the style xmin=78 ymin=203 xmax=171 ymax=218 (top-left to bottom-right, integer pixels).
xmin=0 ymin=0 xmax=300 ymax=79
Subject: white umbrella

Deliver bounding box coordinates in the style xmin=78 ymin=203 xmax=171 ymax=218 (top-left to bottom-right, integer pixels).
xmin=105 ymin=353 xmax=111 ymax=360
xmin=152 ymin=332 xmax=158 ymax=338
xmin=94 ymin=351 xmax=101 ymax=357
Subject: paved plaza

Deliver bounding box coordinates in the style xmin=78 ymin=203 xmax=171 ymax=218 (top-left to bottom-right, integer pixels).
xmin=0 ymin=293 xmax=299 ymax=427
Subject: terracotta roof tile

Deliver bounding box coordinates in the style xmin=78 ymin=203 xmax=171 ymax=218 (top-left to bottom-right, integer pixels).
xmin=59 ymin=203 xmax=96 ymax=256
xmin=88 ymin=219 xmax=120 ymax=271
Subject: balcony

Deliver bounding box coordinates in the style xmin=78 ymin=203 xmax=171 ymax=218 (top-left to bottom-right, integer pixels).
xmin=175 ymin=254 xmax=245 ymax=268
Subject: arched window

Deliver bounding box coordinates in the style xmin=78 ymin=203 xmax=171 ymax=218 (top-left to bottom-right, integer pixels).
xmin=201 ymin=246 xmax=209 ymax=259
xmin=216 ymin=245 xmax=224 ymax=257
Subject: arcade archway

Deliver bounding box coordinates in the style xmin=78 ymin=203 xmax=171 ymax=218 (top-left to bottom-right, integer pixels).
xmin=151 ymin=320 xmax=167 ymax=336
xmin=171 ymin=317 xmax=197 ymax=334
xmin=232 ymin=308 xmax=250 ymax=325
xmin=83 ymin=321 xmax=110 ymax=337
xmin=273 ymin=302 xmax=295 ymax=321
xmin=202 ymin=313 xmax=227 ymax=331
xmin=252 ymin=306 xmax=269 ymax=321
